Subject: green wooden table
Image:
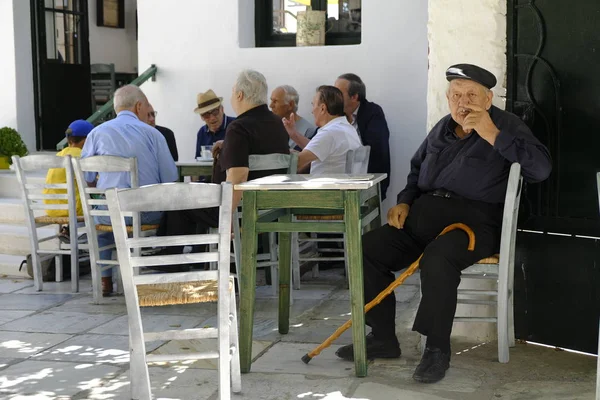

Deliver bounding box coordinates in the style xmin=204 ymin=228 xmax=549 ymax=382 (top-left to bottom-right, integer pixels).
xmin=235 ymin=173 xmax=386 ymax=377
xmin=175 ymin=160 xmax=213 ymax=182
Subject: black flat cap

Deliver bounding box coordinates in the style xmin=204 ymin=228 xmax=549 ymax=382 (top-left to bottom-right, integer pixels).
xmin=446 ymin=64 xmax=497 ymax=89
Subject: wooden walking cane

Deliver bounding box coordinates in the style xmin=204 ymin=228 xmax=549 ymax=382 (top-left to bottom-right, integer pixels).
xmin=301 ymin=222 xmax=476 ymax=364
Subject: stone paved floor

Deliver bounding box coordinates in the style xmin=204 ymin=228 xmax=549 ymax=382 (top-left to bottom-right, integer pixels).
xmin=0 ymin=269 xmax=596 ymax=400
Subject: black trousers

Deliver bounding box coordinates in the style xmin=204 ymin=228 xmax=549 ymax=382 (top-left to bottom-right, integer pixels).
xmin=362 ymin=194 xmax=502 ymax=343
xmin=157 ymin=207 xmax=219 ymax=254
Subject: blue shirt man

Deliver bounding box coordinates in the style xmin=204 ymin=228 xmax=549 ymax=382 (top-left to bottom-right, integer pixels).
xmin=80 ymin=85 xmax=178 ymax=295
xmin=82 ymin=111 xmax=178 ymax=187
xmin=193 ymin=89 xmax=236 ymax=158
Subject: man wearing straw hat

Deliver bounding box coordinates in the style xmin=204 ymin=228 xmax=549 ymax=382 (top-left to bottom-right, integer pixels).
xmin=335 ymin=64 xmax=552 ymax=384
xmin=194 ymin=89 xmax=236 ymax=159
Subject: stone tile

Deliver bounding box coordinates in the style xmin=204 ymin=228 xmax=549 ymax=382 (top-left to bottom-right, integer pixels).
xmin=84 ymin=365 xmax=217 ymax=400
xmin=279 ymin=318 xmax=354 ymax=344
xmin=14 ymin=279 xmax=93 ymax=295
xmin=49 ymin=295 xmax=127 ymax=314
xmin=289 ymin=284 xmax=336 ymax=300
xmin=310 ymin=298 xmax=352 ymax=321
xmin=0 ymin=279 xmax=33 ymax=294
xmin=235 ymin=373 xmax=357 ymax=400
xmin=0 ymin=359 xmax=19 ymax=371
xmin=0 ymin=311 xmax=35 ymax=326
xmin=0 ymin=293 xmax=73 ymax=311
xmin=0 ymin=331 xmax=72 ymax=358
xmin=0 ymin=311 xmax=118 ymax=334
xmin=89 ymin=313 xmax=206 ymax=336
xmin=353 ymin=382 xmax=451 ymax=400
xmin=150 ymin=339 xmax=272 ymax=370
xmin=33 ymin=334 xmax=163 ymax=364
xmin=253 ymin=298 xmax=321 ymax=319
xmin=493 ymin=380 xmax=596 ymax=400
xmin=251 ymin=342 xmax=356 ymax=377
xmin=0 ymin=360 xmax=121 ymax=398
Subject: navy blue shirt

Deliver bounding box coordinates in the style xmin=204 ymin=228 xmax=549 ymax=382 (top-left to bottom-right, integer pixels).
xmin=194 ymin=115 xmax=235 ymax=158
xmin=397 ymin=106 xmax=552 ymax=205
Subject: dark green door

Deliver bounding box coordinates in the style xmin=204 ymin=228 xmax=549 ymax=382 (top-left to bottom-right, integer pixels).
xmin=507 ymin=0 xmax=600 ymax=354
xmin=31 ymin=0 xmax=92 ymax=150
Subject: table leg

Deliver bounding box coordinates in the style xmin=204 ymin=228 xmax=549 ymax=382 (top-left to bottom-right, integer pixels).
xmin=278 ymin=212 xmax=292 ymax=334
xmin=345 ymin=190 xmax=367 ymax=377
xmin=239 ymin=191 xmax=258 ymax=373
xmin=177 ymin=166 xmax=184 ymax=182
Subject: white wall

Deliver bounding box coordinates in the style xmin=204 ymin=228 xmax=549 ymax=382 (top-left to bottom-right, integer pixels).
xmin=0 ymin=0 xmax=18 ymax=134
xmin=88 ymin=0 xmax=138 ymax=73
xmin=0 ymin=0 xmax=35 ymax=153
xmin=138 ymin=0 xmax=429 ymax=210
xmin=427 ymin=0 xmax=507 ymax=130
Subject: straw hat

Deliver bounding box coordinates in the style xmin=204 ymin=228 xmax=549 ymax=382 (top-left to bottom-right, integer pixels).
xmin=193 ymin=89 xmax=223 ymax=114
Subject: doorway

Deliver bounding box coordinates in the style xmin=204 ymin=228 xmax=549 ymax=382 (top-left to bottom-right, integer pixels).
xmin=31 ymin=0 xmax=92 ymax=150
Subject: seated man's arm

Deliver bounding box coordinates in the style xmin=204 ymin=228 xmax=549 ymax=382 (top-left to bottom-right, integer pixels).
xmin=226 ymin=167 xmax=250 ymax=213
xmin=155 ymin=134 xmax=178 ymax=183
xmin=361 ymin=108 xmax=391 ymax=199
xmin=396 ymin=138 xmax=427 ymax=206
xmin=283 ymin=115 xmax=311 ymax=150
xmin=80 ymin=131 xmax=99 ymax=187
xmin=297 ymin=149 xmax=319 ymax=172
xmin=492 ymin=121 xmax=552 ymax=183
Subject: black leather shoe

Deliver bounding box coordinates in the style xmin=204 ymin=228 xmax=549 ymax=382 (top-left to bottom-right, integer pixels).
xmin=412 ymin=346 xmax=450 ymax=383
xmin=335 ymin=332 xmax=401 ymax=361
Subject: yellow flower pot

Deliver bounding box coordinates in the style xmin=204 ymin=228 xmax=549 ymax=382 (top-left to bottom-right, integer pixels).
xmin=0 ymin=156 xmax=9 ymax=170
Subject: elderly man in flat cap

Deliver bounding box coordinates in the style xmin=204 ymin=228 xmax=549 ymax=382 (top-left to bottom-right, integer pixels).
xmin=194 ymin=89 xmax=236 ymax=159
xmin=335 ymin=64 xmax=552 ymax=383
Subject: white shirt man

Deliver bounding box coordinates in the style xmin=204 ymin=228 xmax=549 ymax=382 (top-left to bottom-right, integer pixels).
xmin=304 ymin=116 xmax=361 ymax=174
xmin=284 ymin=85 xmax=362 ymax=174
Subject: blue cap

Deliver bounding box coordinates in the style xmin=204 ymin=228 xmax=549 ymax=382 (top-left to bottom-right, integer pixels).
xmin=67 ymin=120 xmax=94 ymax=137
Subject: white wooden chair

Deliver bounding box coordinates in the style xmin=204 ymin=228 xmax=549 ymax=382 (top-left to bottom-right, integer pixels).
xmin=12 ymin=155 xmax=88 ymax=292
xmin=230 ymin=152 xmax=298 ymax=296
xmin=291 ymin=145 xmax=372 ymax=288
xmin=420 ymin=162 xmax=523 ymax=363
xmin=106 ymin=182 xmax=241 ymax=400
xmin=596 ymin=172 xmax=600 ymax=400
xmin=72 ymin=156 xmax=159 ymax=303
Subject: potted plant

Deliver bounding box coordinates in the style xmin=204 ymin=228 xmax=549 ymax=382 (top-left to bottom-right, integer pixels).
xmin=0 ymin=127 xmax=28 ymax=169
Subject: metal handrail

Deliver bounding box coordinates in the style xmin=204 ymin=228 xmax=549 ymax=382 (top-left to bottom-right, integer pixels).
xmin=56 ymin=64 xmax=158 ymax=150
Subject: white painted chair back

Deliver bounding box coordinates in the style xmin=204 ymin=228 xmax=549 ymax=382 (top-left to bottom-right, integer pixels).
xmin=106 ymin=182 xmax=240 ymax=400
xmin=345 ymin=145 xmax=371 ymax=174
xmin=12 ymin=154 xmax=85 ymax=292
xmin=231 ymin=152 xmax=298 ymax=296
xmin=72 ymin=155 xmax=140 ymax=303
xmin=446 ymin=162 xmax=523 ymax=363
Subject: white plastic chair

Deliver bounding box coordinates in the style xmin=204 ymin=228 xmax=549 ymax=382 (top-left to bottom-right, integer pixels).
xmin=106 ymin=182 xmax=240 ymax=400
xmin=291 ymin=145 xmax=372 ymax=288
xmin=72 ymin=156 xmax=159 ymax=303
xmin=420 ymin=162 xmax=523 ymax=363
xmin=12 ymin=155 xmax=87 ymax=292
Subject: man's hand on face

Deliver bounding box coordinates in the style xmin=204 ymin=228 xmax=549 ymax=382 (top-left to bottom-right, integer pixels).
xmin=387 ymin=203 xmax=410 ymax=229
xmin=461 ymin=104 xmax=500 ymax=145
xmin=212 ymin=140 xmax=224 ymax=159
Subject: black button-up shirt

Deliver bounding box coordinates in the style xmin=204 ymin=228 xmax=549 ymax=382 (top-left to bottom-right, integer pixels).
xmin=397 ymin=106 xmax=552 ymax=205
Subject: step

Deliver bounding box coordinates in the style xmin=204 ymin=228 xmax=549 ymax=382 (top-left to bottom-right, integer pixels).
xmin=0 ymin=254 xmax=29 ymax=278
xmin=0 ymin=169 xmax=46 ymax=198
xmin=0 ymin=223 xmax=59 ymax=256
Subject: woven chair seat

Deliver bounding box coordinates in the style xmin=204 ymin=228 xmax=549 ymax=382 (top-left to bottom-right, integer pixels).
xmin=35 ymin=216 xmax=84 ymax=224
xmin=136 ymin=278 xmax=234 ymax=307
xmin=296 ymin=214 xmax=344 ymax=221
xmin=475 ymin=254 xmax=500 ymax=264
xmin=95 ymin=224 xmax=159 ymax=233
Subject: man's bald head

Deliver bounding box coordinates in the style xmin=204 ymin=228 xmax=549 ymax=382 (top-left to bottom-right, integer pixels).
xmin=113 ymin=85 xmax=151 ymax=123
